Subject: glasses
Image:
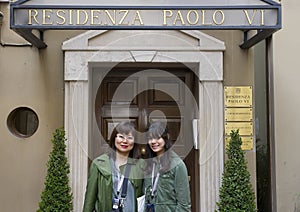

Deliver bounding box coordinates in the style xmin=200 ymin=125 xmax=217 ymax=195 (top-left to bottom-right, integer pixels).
xmin=116 ymin=134 xmax=134 ymax=142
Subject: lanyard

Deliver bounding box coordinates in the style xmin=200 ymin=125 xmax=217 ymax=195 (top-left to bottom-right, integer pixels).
xmin=114 ymin=164 xmax=131 ymax=210
xmin=117 ymin=173 xmax=125 ymax=195
xmin=151 ymin=163 xmax=160 ymax=197
xmin=118 ymin=164 xmax=131 ymax=199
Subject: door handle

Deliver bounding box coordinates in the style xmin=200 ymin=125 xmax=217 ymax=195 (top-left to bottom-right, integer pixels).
xmin=139 ymin=108 xmax=148 ymax=131
xmin=192 ymin=119 xmax=199 ymax=149
xmin=142 ymin=108 xmax=148 ymax=129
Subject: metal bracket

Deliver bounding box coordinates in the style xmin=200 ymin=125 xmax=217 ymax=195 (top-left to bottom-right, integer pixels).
xmin=13 ymin=29 xmax=47 ymax=49
xmin=240 ymin=29 xmax=278 ymax=49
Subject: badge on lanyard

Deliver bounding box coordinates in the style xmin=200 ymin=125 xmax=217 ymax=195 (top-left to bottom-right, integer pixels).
xmin=146 ymin=203 xmax=155 ymax=212
xmin=112 ymin=198 xmax=120 ymax=209
xmin=112 ymin=171 xmax=125 ymax=210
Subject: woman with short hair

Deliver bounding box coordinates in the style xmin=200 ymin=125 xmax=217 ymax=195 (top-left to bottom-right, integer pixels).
xmin=83 ymin=121 xmax=144 ymax=212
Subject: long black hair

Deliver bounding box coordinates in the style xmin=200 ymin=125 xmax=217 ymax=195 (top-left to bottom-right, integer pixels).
xmin=145 ymin=121 xmax=173 ymax=174
xmin=108 ymin=121 xmax=140 ymax=160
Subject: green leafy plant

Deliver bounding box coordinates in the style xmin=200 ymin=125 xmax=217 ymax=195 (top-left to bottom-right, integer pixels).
xmin=216 ymin=130 xmax=256 ymax=212
xmin=37 ymin=128 xmax=73 ymax=212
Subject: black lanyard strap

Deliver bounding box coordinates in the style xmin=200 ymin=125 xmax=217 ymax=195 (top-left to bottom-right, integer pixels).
xmin=120 ymin=164 xmax=131 ymax=199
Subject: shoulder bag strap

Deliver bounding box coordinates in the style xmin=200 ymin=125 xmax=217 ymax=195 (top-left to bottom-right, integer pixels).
xmin=121 ymin=164 xmax=132 ymax=199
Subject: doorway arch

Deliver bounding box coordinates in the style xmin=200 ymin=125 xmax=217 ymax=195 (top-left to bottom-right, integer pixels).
xmin=63 ymin=30 xmax=225 ymax=212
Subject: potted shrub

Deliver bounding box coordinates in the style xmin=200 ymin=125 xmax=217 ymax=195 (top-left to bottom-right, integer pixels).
xmin=37 ymin=128 xmax=73 ymax=212
xmin=216 ymin=129 xmax=256 ymax=212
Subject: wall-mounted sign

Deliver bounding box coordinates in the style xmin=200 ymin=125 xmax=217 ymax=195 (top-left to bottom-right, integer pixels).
xmin=225 ymin=122 xmax=253 ymax=136
xmin=12 ymin=8 xmax=278 ymax=29
xmin=225 ymin=108 xmax=253 ymax=122
xmin=11 ymin=0 xmax=281 ymax=30
xmin=224 ymin=85 xmax=254 ymax=150
xmin=224 ymin=86 xmax=253 ymax=107
xmin=225 ymin=136 xmax=253 ymax=150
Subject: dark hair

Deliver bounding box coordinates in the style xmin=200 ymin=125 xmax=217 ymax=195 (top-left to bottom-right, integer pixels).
xmin=145 ymin=121 xmax=172 ymax=174
xmin=108 ymin=121 xmax=139 ymax=159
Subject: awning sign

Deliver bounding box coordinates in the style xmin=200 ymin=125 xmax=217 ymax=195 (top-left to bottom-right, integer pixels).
xmin=11 ymin=0 xmax=281 ymax=30
xmin=10 ymin=0 xmax=282 ymax=49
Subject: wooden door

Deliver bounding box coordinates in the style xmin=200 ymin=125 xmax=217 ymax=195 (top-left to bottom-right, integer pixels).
xmin=93 ymin=63 xmax=199 ymax=211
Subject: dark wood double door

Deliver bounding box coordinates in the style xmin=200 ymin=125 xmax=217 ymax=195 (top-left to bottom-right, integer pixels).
xmin=92 ymin=63 xmax=199 ymax=211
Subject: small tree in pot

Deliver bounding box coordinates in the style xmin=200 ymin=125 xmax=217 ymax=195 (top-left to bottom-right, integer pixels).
xmin=216 ymin=129 xmax=256 ymax=212
xmin=37 ymin=128 xmax=73 ymax=212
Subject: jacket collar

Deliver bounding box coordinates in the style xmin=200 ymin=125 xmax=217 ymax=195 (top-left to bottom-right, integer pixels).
xmin=93 ymin=153 xmax=138 ymax=178
xmin=94 ymin=154 xmax=112 ymax=178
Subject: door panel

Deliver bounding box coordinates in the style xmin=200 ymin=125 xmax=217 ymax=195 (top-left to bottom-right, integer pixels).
xmin=102 ymin=77 xmax=138 ymax=105
xmin=93 ymin=64 xmax=198 ymax=211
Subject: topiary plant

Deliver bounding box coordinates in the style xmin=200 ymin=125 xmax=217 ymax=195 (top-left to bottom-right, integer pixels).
xmin=37 ymin=128 xmax=73 ymax=212
xmin=216 ymin=129 xmax=257 ymax=212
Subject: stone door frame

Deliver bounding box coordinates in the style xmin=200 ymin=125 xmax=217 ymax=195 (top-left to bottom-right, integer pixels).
xmin=62 ymin=30 xmax=225 ymax=212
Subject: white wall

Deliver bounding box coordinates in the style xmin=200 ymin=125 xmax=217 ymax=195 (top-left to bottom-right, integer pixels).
xmin=274 ymin=1 xmax=300 ymax=211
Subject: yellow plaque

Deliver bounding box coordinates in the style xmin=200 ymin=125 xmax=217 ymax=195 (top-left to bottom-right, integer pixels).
xmin=224 ymin=86 xmax=252 ymax=107
xmin=225 ymin=122 xmax=253 ymax=136
xmin=225 ymin=136 xmax=254 ymax=150
xmin=225 ymin=108 xmax=253 ymax=122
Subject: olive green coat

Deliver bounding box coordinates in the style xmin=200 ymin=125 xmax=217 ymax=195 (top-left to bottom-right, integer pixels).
xmin=83 ymin=154 xmax=144 ymax=212
xmin=144 ymin=151 xmax=191 ymax=212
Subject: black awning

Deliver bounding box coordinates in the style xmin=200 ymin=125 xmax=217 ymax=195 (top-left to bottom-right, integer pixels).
xmin=10 ymin=0 xmax=281 ymax=49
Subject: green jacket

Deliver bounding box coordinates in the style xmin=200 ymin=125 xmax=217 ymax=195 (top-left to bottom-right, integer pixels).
xmin=83 ymin=154 xmax=144 ymax=212
xmin=144 ymin=151 xmax=191 ymax=212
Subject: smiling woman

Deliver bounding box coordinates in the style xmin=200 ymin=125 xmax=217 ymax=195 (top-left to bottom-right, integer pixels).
xmin=83 ymin=121 xmax=145 ymax=212
xmin=144 ymin=121 xmax=191 ymax=212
